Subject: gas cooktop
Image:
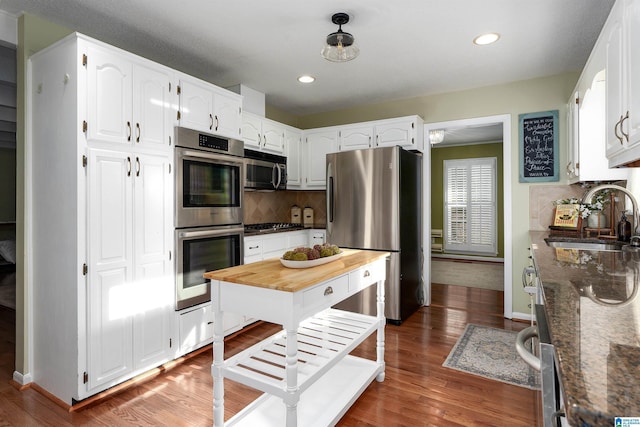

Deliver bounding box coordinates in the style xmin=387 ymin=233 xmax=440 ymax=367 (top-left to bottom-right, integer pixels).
xmin=244 ymin=223 xmax=305 ymax=234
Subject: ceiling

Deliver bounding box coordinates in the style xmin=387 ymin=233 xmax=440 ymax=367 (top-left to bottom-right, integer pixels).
xmin=0 ymin=0 xmax=615 ymax=117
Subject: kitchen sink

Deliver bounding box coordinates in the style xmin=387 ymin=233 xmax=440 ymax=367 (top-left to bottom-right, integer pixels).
xmin=544 ymin=238 xmax=624 ymax=251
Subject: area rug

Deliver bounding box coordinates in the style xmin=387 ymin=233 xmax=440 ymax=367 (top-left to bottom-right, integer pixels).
xmin=443 ymin=324 xmax=539 ymax=390
xmin=431 ymin=258 xmax=503 ymax=291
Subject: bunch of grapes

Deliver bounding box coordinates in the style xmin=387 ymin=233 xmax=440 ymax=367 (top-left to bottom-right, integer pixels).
xmin=282 ymin=243 xmax=341 ymax=261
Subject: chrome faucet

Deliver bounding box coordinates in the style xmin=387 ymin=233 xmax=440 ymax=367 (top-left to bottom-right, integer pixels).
xmin=582 ymin=184 xmax=638 ymax=236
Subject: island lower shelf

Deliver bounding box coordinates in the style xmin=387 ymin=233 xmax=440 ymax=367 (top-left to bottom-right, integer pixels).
xmin=222 ymin=308 xmax=380 ymax=398
xmin=226 ymin=355 xmax=381 ymax=427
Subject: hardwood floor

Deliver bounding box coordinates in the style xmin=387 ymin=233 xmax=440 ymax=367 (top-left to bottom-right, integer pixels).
xmin=0 ymin=284 xmax=536 ymax=426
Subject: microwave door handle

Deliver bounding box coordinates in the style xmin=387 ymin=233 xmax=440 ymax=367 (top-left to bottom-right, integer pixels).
xmin=276 ymin=164 xmax=282 ymax=189
xmin=271 ymin=164 xmax=277 ymax=189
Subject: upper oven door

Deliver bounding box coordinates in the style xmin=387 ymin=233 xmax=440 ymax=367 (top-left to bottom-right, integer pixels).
xmin=175 ymin=147 xmax=244 ymax=228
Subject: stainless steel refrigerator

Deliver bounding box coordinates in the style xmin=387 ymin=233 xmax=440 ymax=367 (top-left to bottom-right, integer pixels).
xmin=326 ymin=146 xmax=423 ymax=324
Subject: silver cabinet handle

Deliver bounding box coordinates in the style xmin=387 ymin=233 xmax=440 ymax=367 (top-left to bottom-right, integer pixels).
xmin=135 ymin=157 xmax=140 ymax=177
xmin=615 ymin=115 xmax=624 ymax=144
xmin=363 ymin=270 xmax=371 ymax=277
xmin=215 ymin=115 xmax=219 ymax=131
xmin=127 ymin=121 xmax=131 ymax=141
xmin=248 ymin=245 xmax=260 ymax=250
xmin=209 ymin=113 xmax=213 ymax=130
xmin=126 ymin=156 xmax=131 ymax=176
xmin=324 ymin=286 xmax=333 ymax=296
xmin=621 ymin=111 xmax=630 ymax=142
xmin=135 ymin=123 xmax=140 ymax=143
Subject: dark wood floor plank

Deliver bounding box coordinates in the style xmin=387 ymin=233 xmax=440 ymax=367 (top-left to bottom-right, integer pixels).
xmin=0 ymin=283 xmax=536 ymax=426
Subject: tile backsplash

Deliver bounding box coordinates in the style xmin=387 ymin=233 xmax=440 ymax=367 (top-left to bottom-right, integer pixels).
xmin=244 ymin=190 xmax=327 ymax=226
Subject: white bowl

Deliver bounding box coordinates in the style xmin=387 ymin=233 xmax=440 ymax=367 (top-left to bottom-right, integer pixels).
xmin=280 ymin=251 xmax=343 ymax=269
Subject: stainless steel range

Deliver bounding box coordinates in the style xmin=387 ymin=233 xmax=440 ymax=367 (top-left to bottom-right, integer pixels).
xmin=244 ymin=222 xmax=306 ymax=236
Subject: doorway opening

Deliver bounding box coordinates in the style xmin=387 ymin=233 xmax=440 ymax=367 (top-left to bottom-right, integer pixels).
xmin=422 ymin=114 xmax=512 ymax=318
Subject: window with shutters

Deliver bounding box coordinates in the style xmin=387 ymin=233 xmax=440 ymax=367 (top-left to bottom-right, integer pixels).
xmin=443 ymin=157 xmax=497 ymax=255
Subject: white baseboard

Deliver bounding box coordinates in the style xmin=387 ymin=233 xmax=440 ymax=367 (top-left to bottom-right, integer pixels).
xmin=511 ymin=311 xmax=536 ymax=323
xmin=431 ymin=253 xmax=504 ymax=263
xmin=13 ymin=370 xmax=33 ymax=386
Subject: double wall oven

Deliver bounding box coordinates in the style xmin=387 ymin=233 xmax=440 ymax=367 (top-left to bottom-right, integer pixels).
xmin=174 ymin=127 xmax=244 ymax=310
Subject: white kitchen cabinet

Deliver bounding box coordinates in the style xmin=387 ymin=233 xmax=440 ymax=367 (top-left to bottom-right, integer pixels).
xmin=374 ymin=116 xmax=424 ymax=151
xmin=240 ymin=112 xmax=286 ymax=154
xmin=244 ymin=230 xmax=317 ymax=265
xmin=87 ymin=147 xmax=173 ymax=390
xmin=285 ymin=127 xmax=303 ymax=188
xmin=567 ymin=24 xmax=629 ymax=183
xmin=605 ymin=0 xmax=640 ymax=167
xmin=29 ymin=33 xmax=175 ymax=405
xmin=86 ymin=44 xmax=173 ymax=150
xmin=178 ymin=76 xmax=242 ymax=140
xmin=339 ymin=124 xmax=374 ymax=151
xmin=309 ymin=229 xmax=326 ymax=247
xmin=287 ymin=230 xmax=309 ymax=249
xmin=177 ymin=302 xmax=245 ymax=355
xmin=304 ymin=128 xmax=339 ymax=188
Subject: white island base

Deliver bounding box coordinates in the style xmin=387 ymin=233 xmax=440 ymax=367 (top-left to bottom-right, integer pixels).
xmin=205 ymin=250 xmax=388 ymax=427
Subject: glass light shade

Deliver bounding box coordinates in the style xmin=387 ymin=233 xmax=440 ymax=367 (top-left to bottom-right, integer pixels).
xmin=429 ymin=129 xmax=445 ymax=144
xmin=321 ymin=32 xmax=359 ymax=62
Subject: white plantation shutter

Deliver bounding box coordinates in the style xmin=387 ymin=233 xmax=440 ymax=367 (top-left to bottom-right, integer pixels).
xmin=444 ymin=157 xmax=497 ymax=255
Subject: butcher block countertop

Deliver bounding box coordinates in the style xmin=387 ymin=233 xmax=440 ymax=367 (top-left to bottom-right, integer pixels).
xmin=203 ymin=249 xmax=389 ymax=292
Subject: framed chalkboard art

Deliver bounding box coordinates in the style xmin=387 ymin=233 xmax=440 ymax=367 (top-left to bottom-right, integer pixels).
xmin=518 ymin=110 xmax=559 ymax=182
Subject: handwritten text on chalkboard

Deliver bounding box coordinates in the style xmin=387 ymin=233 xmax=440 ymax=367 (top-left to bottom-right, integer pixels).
xmin=519 ymin=110 xmax=559 ymax=183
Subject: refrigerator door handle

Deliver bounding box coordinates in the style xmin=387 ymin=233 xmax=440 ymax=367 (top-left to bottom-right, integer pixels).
xmin=326 ymin=161 xmax=334 ymax=234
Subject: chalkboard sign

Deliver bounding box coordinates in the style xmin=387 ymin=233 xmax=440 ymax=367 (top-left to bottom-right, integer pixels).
xmin=518 ymin=110 xmax=559 ymax=182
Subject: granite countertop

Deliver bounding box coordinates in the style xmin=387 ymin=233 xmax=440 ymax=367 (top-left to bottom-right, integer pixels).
xmin=529 ymin=231 xmax=640 ymax=426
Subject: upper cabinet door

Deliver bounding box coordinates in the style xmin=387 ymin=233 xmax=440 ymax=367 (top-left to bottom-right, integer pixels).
xmin=212 ymin=90 xmax=242 ymax=140
xmin=305 ymin=129 xmax=338 ymax=188
xmin=625 ymin=0 xmax=640 ymax=147
xmin=132 ymin=64 xmax=172 ymax=150
xmin=261 ymin=120 xmax=285 ymax=154
xmin=605 ymin=2 xmax=625 ymax=158
xmin=285 ymin=127 xmax=303 ymax=188
xmin=86 ymin=46 xmax=133 ymax=145
xmin=241 ymin=112 xmax=262 ymax=150
xmin=179 ymin=77 xmax=242 ymax=139
xmin=179 ymin=79 xmax=214 ymax=134
xmin=340 ymin=125 xmax=373 ymax=151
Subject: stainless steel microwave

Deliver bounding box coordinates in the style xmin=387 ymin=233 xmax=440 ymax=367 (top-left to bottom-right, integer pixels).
xmin=244 ymin=149 xmax=287 ymax=190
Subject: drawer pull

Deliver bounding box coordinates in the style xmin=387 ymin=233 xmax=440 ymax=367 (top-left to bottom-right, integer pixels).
xmin=249 ymin=245 xmax=260 ymax=250
xmin=324 ymin=286 xmax=333 ymax=296
xmin=363 ymin=270 xmax=371 ymax=277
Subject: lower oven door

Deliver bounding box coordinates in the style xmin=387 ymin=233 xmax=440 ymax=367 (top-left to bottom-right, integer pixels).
xmin=175 ymin=225 xmax=243 ymax=310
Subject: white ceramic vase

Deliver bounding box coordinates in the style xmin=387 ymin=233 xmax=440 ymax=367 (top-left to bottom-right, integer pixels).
xmin=587 ymin=211 xmax=608 ymax=228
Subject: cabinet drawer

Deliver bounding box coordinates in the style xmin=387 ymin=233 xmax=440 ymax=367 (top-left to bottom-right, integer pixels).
xmin=262 ymin=234 xmax=288 ymax=252
xmin=303 ymin=274 xmax=349 ymax=312
xmin=349 ymin=260 xmax=385 ymax=294
xmin=244 ymin=237 xmax=262 ymax=258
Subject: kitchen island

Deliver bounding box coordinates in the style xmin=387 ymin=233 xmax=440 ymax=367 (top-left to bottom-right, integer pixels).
xmin=204 ymin=249 xmax=389 ymax=427
xmin=529 ymin=231 xmax=640 ymax=426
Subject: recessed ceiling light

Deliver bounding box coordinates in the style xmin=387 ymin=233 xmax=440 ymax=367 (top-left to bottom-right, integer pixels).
xmin=473 ymin=33 xmax=500 ymax=46
xmin=298 ymin=75 xmax=316 ymax=83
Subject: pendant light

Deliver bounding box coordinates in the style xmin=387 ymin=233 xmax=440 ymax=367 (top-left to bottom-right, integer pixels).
xmin=321 ymin=12 xmax=359 ymax=62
